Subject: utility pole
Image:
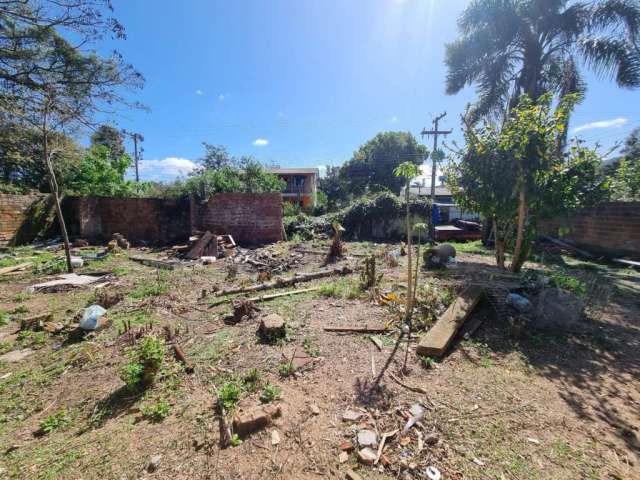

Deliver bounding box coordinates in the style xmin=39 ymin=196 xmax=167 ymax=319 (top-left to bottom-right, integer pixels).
xmin=123 ymin=130 xmax=144 ymax=182
xmin=421 ymin=112 xmax=452 ymax=238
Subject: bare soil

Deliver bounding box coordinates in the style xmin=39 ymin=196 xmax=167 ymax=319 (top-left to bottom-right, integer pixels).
xmin=0 ymin=240 xmax=638 ymax=480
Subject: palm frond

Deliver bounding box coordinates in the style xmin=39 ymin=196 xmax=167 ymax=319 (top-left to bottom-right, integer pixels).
xmin=579 ymin=36 xmax=640 ymax=87
xmin=591 ymin=0 xmax=640 ymax=39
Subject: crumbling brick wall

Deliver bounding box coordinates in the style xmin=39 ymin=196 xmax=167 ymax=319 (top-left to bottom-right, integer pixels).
xmin=540 ymin=201 xmax=640 ymax=256
xmin=0 ymin=193 xmax=46 ymax=245
xmin=197 ymin=193 xmax=283 ymax=245
xmin=64 ymin=196 xmax=191 ymax=246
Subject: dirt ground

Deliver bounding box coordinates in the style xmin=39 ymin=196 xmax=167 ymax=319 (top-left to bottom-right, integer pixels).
xmin=0 ymin=239 xmax=639 ymax=480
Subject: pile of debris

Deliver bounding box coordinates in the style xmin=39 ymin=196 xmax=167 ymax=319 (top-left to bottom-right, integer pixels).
xmin=238 ymin=247 xmax=304 ymax=275
xmin=170 ymin=231 xmax=236 ymax=263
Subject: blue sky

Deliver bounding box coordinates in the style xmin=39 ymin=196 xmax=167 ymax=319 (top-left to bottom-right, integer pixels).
xmin=101 ymin=0 xmax=640 ymax=182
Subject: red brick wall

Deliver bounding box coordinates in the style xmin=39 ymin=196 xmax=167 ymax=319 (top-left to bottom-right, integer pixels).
xmin=540 ymin=202 xmax=640 ymax=256
xmin=0 ymin=193 xmax=46 ymax=244
xmin=64 ymin=196 xmax=191 ymax=246
xmin=197 ymin=192 xmax=283 ymax=245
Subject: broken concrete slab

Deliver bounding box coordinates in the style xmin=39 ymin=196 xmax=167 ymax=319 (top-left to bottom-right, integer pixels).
xmin=26 ymin=273 xmax=107 ymax=293
xmin=232 ymin=404 xmax=282 ymax=437
xmin=416 ymin=285 xmax=484 ymax=358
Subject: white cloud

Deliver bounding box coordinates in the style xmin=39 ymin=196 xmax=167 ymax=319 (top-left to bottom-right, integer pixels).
xmin=195 ymin=89 xmax=203 ymax=95
xmin=218 ymin=94 xmax=225 ymax=101
xmin=316 ymin=165 xmax=327 ymax=177
xmin=390 ymin=115 xmax=398 ymax=123
xmin=138 ymin=157 xmax=197 ymax=181
xmin=572 ymin=117 xmax=628 ymax=133
xmin=253 ymin=138 xmax=269 ymax=147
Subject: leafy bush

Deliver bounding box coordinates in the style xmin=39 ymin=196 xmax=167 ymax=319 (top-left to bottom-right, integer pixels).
xmin=278 ymin=362 xmax=295 ymax=378
xmin=119 ymin=336 xmax=165 ymax=391
xmin=218 ymin=381 xmax=242 ymax=411
xmin=260 ymin=384 xmax=281 ymax=404
xmin=39 ymin=410 xmax=71 ymax=434
xmin=140 ymin=398 xmax=171 ymax=422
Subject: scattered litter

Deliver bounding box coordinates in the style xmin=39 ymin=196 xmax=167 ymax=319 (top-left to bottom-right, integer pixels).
xmin=271 ymin=429 xmax=281 ymax=446
xmin=70 ymin=256 xmax=84 ymax=268
xmin=425 ymin=465 xmax=441 ymax=480
xmin=345 ymin=469 xmax=364 ymax=480
xmin=339 ymin=451 xmax=349 ymax=463
xmin=339 ymin=441 xmax=355 ymax=451
xmin=472 ymin=457 xmax=485 ymax=466
xmin=342 ymin=410 xmax=363 ymax=422
xmin=147 ymin=454 xmax=161 ymax=473
xmin=369 ymin=335 xmax=383 ymax=350
xmin=357 ymin=447 xmax=377 ymax=465
xmin=526 ymin=437 xmax=540 ymax=444
xmin=506 ymin=292 xmax=531 ymax=312
xmin=357 ymin=429 xmax=377 ymax=448
xmin=79 ymin=305 xmax=107 ymax=331
xmin=309 ymin=404 xmax=320 ymax=415
xmin=20 ymin=313 xmax=54 ymax=331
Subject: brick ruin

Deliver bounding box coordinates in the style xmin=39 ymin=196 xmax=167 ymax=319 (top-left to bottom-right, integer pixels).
xmin=1 ymin=193 xmax=284 ymax=246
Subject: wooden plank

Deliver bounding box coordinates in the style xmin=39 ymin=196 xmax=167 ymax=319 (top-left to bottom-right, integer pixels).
xmin=416 ymin=285 xmax=484 ymax=358
xmin=129 ymin=256 xmax=182 ymax=270
xmin=613 ymin=258 xmax=640 ymax=269
xmin=185 ymin=231 xmax=214 ymax=259
xmin=324 ymin=325 xmax=390 ymax=334
xmin=0 ymin=262 xmax=32 ymax=275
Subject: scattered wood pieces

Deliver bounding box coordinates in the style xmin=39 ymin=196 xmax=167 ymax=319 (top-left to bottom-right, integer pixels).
xmin=209 ymin=265 xmax=352 ymax=304
xmin=323 ymin=325 xmax=390 ymax=334
xmin=0 ymin=262 xmax=32 ymax=275
xmin=388 ymin=372 xmax=428 ymax=395
xmin=369 ymin=335 xmax=383 ymax=351
xmin=416 ymin=285 xmax=484 ymax=358
xmin=247 ymin=287 xmax=320 ymax=303
xmin=185 ymin=231 xmax=217 ymax=260
xmin=539 ymin=235 xmax=594 ymax=258
xmin=129 ymin=256 xmax=186 ymax=270
xmin=613 ymin=258 xmax=640 ymax=269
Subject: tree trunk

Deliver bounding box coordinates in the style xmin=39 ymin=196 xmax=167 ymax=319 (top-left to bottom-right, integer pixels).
xmin=493 ymin=218 xmax=506 ymax=269
xmin=509 ymin=189 xmax=528 ymax=272
xmin=42 ymin=109 xmax=73 ymax=273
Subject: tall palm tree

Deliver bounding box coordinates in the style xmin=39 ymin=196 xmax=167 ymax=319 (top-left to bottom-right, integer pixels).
xmin=445 ymin=0 xmax=640 ymax=123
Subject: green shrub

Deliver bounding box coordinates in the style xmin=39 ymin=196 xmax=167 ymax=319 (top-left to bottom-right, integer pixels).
xmin=119 ymin=336 xmax=165 ymax=391
xmin=278 ymin=362 xmax=295 ymax=378
xmin=39 ymin=410 xmax=71 ymax=434
xmin=242 ymin=368 xmax=260 ymax=392
xmin=302 ymin=337 xmax=320 ymax=357
xmin=260 ymin=384 xmax=281 ymax=404
xmin=140 ymin=398 xmax=171 ymax=422
xmin=218 ymin=381 xmax=242 ymax=411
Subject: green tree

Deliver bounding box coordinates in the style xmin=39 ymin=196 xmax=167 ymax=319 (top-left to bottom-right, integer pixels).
xmin=68 ymin=145 xmax=139 ymax=196
xmin=0 ymin=4 xmax=142 ymax=272
xmin=340 ymin=132 xmax=427 ymax=195
xmin=318 ymin=165 xmax=348 ymax=210
xmin=90 ymin=125 xmax=126 ymax=159
xmin=448 ymin=93 xmax=608 ymax=272
xmin=445 ymin=0 xmax=640 ymax=123
xmin=199 ymin=142 xmax=234 ymax=170
xmin=0 ymin=121 xmax=81 ymax=193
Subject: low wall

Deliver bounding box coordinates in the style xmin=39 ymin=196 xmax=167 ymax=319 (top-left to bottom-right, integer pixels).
xmin=540 ymin=201 xmax=640 ymax=257
xmin=64 ymin=196 xmax=191 ymax=246
xmin=196 ymin=192 xmax=283 ymax=244
xmin=59 ymin=193 xmax=283 ymax=246
xmin=0 ymin=193 xmax=47 ymax=245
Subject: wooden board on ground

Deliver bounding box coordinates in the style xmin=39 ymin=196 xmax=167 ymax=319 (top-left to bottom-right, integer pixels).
xmin=416 ymin=285 xmax=484 ymax=358
xmin=324 ymin=325 xmax=389 ymax=334
xmin=0 ymin=262 xmax=32 ymax=275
